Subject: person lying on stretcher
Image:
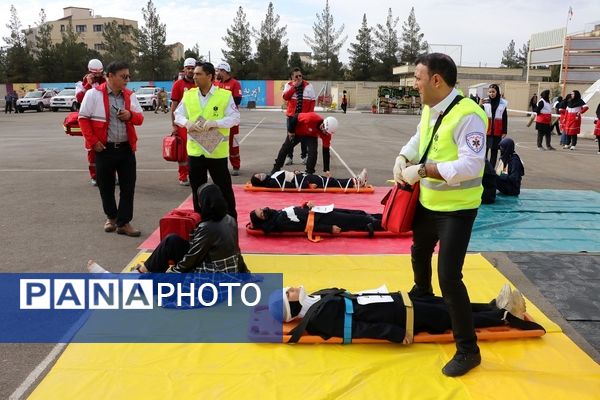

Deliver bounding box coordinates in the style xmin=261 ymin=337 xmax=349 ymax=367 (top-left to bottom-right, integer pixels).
xmin=249 ymin=202 xmax=384 ymax=235
xmin=269 ymin=284 xmax=544 ymax=344
xmin=250 ymin=168 xmax=368 ymax=190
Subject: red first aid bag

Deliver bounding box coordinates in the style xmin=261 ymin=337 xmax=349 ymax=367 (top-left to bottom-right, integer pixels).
xmin=381 ymin=182 xmax=420 ymax=233
xmin=159 ymin=209 xmax=201 ymax=241
xmin=162 ymin=135 xmax=184 ymax=162
xmin=63 ymin=111 xmax=82 ymax=136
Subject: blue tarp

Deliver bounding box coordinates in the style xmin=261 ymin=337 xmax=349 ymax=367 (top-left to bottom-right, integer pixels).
xmin=470 ymin=189 xmax=600 ymax=252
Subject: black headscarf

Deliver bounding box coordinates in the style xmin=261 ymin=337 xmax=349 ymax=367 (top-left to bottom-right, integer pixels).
xmin=488 ymin=84 xmax=501 ymax=116
xmin=499 ymin=137 xmax=524 ymax=177
xmin=568 ymin=90 xmax=585 ymax=108
xmin=559 ymin=94 xmax=572 ymax=110
xmin=250 ymin=173 xmax=268 ymax=187
xmin=197 ymin=183 xmax=227 ymax=222
xmin=249 ymin=208 xmax=280 ymax=234
xmin=540 ymin=90 xmax=550 ymax=102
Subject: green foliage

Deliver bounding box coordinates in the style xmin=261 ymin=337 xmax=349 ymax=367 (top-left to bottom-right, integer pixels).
xmin=135 ymin=0 xmax=177 ymax=80
xmin=222 ymin=6 xmax=254 ymax=79
xmin=102 ymin=21 xmax=137 ymax=66
xmin=253 ymin=2 xmax=288 ymax=80
xmin=3 ymin=5 xmax=35 ymax=83
xmin=32 ymin=9 xmax=59 ymax=83
xmin=54 ymin=24 xmax=101 ymax=82
xmin=373 ymin=8 xmax=400 ymax=81
xmin=304 ymin=0 xmax=347 ymax=80
xmin=501 ymin=39 xmax=523 ymax=68
xmin=288 ymin=52 xmax=314 ymax=79
xmin=348 ymin=14 xmax=374 ymax=81
xmin=399 ymin=7 xmax=428 ymax=64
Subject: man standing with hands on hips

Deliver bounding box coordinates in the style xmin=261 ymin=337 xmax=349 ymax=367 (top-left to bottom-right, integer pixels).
xmin=393 ymin=53 xmax=488 ymax=377
xmin=174 ymin=62 xmax=240 ymax=220
xmin=79 ymin=61 xmax=144 ymax=237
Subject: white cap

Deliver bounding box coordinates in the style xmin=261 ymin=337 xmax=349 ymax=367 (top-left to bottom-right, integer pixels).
xmin=216 ymin=61 xmax=231 ymax=73
xmin=323 ymin=116 xmax=338 ymax=134
xmin=88 ymin=59 xmax=103 ymax=73
xmin=183 ymin=58 xmax=197 ymax=67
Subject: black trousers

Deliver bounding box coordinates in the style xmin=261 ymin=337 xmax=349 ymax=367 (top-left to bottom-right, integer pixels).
xmin=273 ymin=135 xmax=318 ymax=174
xmin=286 ymin=115 xmax=308 ymax=159
xmin=188 ymin=155 xmax=237 ymax=220
xmin=536 ymin=125 xmax=552 ymax=148
xmin=565 ymin=135 xmax=578 ymax=147
xmin=95 ymin=144 xmax=136 ymax=227
xmin=5 ymin=101 xmax=13 ymax=113
xmin=144 ymin=234 xmax=189 ymax=272
xmin=410 ymin=202 xmax=479 ymax=354
xmin=485 ymin=135 xmax=502 ymax=167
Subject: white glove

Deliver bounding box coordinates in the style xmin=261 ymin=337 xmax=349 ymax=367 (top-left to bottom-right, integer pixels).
xmin=202 ymin=119 xmax=219 ymax=131
xmin=185 ymin=120 xmax=202 ymax=133
xmin=393 ymin=155 xmax=408 ymax=183
xmin=402 ymin=164 xmax=423 ymax=185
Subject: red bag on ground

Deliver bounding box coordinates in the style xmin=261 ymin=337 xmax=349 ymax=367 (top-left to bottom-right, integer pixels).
xmin=380 ymin=182 xmax=420 ymax=233
xmin=63 ymin=111 xmax=82 ymax=136
xmin=162 ymin=135 xmax=184 ymax=162
xmin=159 ymin=209 xmax=201 ymax=241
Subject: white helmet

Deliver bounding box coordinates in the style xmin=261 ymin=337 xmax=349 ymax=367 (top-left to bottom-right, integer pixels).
xmin=322 ymin=116 xmax=338 ymax=134
xmin=183 ymin=57 xmax=196 ymax=67
xmin=216 ymin=61 xmax=231 ymax=73
xmin=88 ymin=59 xmax=103 ymax=73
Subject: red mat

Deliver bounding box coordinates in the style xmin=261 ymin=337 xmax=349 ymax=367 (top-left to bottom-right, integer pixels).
xmin=139 ymin=185 xmax=414 ymax=255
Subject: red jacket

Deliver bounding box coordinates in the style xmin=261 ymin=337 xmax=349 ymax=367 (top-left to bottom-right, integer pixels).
xmin=562 ymin=105 xmax=589 ymax=135
xmin=78 ymin=83 xmax=144 ymax=151
xmin=282 ymin=80 xmax=316 ymax=116
xmin=295 ymin=112 xmax=331 ymax=148
xmin=594 ymin=118 xmax=600 ymax=136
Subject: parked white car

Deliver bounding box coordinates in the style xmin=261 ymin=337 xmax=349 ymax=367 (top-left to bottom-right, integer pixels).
xmin=50 ymin=88 xmax=78 ymax=112
xmin=136 ymin=86 xmax=160 ymax=111
xmin=16 ymin=89 xmax=57 ymax=113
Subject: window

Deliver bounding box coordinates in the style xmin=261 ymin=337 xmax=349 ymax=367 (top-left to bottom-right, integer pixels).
xmin=76 ymin=25 xmax=87 ymax=33
xmin=60 ymin=25 xmax=65 ymax=32
xmin=94 ymin=43 xmax=105 ymax=51
xmin=93 ymin=24 xmax=103 ymax=32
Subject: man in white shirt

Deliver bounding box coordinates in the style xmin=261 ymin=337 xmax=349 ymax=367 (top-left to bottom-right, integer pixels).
xmin=392 ymin=53 xmax=488 ymax=377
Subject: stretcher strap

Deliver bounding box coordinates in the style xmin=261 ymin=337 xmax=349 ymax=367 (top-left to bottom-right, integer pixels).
xmin=343 ymin=295 xmax=354 ymax=344
xmin=323 ymin=176 xmax=329 ymax=192
xmin=296 ymin=174 xmax=307 ymax=192
xmin=400 ymin=291 xmax=414 ymax=344
xmin=304 ymin=211 xmax=321 ymax=242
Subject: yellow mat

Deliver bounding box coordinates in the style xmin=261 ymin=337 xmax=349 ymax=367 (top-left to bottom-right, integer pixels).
xmin=29 ymin=254 xmax=600 ymax=400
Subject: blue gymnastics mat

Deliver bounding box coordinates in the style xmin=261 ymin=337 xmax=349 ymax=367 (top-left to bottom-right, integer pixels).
xmin=470 ymin=189 xmax=600 ymax=253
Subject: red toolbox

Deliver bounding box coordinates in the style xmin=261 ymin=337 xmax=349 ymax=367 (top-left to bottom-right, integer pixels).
xmin=159 ymin=209 xmax=201 ymax=241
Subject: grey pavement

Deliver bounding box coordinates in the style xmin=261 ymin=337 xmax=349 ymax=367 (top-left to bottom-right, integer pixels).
xmin=0 ymin=108 xmax=598 ymax=399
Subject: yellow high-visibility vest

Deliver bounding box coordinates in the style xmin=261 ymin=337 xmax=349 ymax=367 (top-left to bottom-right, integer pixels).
xmin=418 ymin=99 xmax=488 ymax=211
xmin=182 ymin=87 xmax=231 ymax=158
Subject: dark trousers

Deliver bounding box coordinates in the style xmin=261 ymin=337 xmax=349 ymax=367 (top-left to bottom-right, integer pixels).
xmin=144 ymin=234 xmax=189 ymax=272
xmin=485 ymin=135 xmax=502 ymax=167
xmin=5 ymin=101 xmax=13 ymax=113
xmin=188 ymin=155 xmax=237 ymax=220
xmin=286 ymin=116 xmax=308 ymax=159
xmin=341 ymin=103 xmax=347 ymax=114
xmin=410 ymin=202 xmax=479 ymax=354
xmin=565 ymin=135 xmax=578 ymax=147
xmin=95 ymin=145 xmax=136 ymax=227
xmin=536 ymin=125 xmax=552 ymax=148
xmin=273 ymin=135 xmax=318 ymax=174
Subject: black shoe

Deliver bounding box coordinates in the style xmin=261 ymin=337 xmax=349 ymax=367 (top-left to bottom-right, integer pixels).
xmin=442 ymin=351 xmax=481 ymax=377
xmin=408 ymin=284 xmax=434 ymax=298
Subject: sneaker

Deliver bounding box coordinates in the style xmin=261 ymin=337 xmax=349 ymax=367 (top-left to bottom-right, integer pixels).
xmin=570 ymin=146 xmax=575 ymax=150
xmin=547 ymin=146 xmax=556 ymax=151
xmin=507 ymin=289 xmax=526 ymax=319
xmin=301 ymin=156 xmax=307 ymax=165
xmin=356 ymin=168 xmax=368 ymax=187
xmin=597 ymin=151 xmax=600 ymax=155
xmin=179 ymin=180 xmax=190 ymax=186
xmin=563 ymin=145 xmax=569 ymax=149
xmin=284 ymin=156 xmax=293 ymax=166
xmin=442 ymin=351 xmax=482 ymax=377
xmin=90 ymin=179 xmax=97 ymax=187
xmin=537 ymin=147 xmax=545 ymax=151
xmin=115 ymin=177 xmax=119 ymax=186
xmin=495 ymin=283 xmax=512 ymax=310
xmin=231 ymin=169 xmax=240 ymax=176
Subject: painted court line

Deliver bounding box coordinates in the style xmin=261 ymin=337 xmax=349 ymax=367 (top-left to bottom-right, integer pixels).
xmin=9 ymin=343 xmax=66 ymax=400
xmin=238 ymin=117 xmax=265 ymax=145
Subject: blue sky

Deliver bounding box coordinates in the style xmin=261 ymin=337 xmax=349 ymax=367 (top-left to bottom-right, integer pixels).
xmin=3 ymin=1 xmax=599 ymax=67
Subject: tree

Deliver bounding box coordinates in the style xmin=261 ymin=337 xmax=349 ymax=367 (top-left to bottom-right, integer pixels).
xmin=135 ymin=0 xmax=176 ymax=80
xmin=54 ymin=24 xmax=100 ymax=81
xmin=32 ymin=9 xmax=57 ymax=82
xmin=102 ymin=21 xmax=137 ymax=66
xmin=348 ymin=14 xmax=374 ymax=81
xmin=516 ymin=41 xmax=529 ymax=68
xmin=304 ymin=0 xmax=347 ymax=80
xmin=501 ymin=39 xmax=522 ymax=68
xmin=253 ymin=2 xmax=288 ymax=79
xmin=373 ymin=8 xmax=400 ymax=81
xmin=222 ymin=6 xmax=254 ymax=79
xmin=3 ymin=5 xmax=35 ymax=83
xmin=288 ymin=52 xmax=314 ymax=79
xmin=399 ymin=7 xmax=428 ymax=64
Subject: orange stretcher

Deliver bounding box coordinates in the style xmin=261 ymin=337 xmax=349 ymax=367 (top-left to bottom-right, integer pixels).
xmin=248 ymin=306 xmax=546 ymax=344
xmin=244 ymin=182 xmax=375 ymax=194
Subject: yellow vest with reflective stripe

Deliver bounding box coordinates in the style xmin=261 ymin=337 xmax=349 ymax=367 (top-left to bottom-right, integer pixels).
xmin=182 ymin=87 xmax=231 ymax=158
xmin=418 ymin=99 xmax=488 ymax=212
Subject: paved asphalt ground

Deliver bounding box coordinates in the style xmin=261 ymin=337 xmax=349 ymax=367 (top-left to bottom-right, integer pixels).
xmin=0 ymin=108 xmax=598 ymax=399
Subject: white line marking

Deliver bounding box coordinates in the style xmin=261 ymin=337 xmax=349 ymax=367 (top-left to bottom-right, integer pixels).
xmin=238 ymin=117 xmax=265 ymax=145
xmin=0 ymin=169 xmax=178 ymax=172
xmin=329 ymin=146 xmax=356 ymax=178
xmin=9 ymin=343 xmax=67 ymax=400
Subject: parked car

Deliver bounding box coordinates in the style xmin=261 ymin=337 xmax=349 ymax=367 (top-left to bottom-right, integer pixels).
xmin=136 ymin=86 xmax=161 ymax=111
xmin=50 ymin=88 xmax=78 ymax=112
xmin=16 ymin=89 xmax=57 ymax=113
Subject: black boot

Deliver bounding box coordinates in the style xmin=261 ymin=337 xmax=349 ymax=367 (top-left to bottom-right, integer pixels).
xmin=442 ymin=351 xmax=481 ymax=377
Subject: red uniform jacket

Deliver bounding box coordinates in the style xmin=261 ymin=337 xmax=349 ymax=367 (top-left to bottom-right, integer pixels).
xmin=283 ymin=81 xmax=316 ymax=117
xmin=295 ymin=112 xmax=331 ymax=148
